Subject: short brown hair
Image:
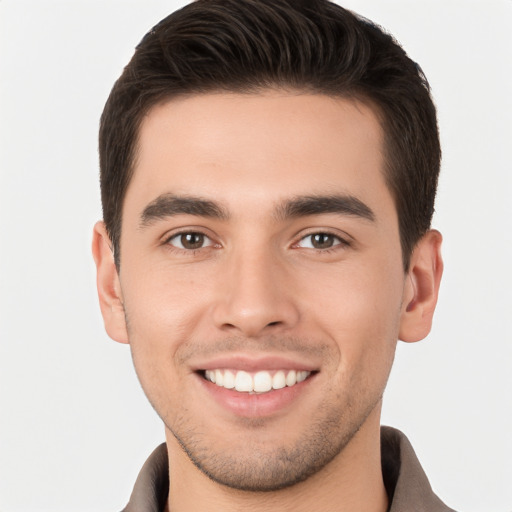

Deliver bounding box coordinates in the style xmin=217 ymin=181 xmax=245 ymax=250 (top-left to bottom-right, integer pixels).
xmin=99 ymin=0 xmax=440 ymax=270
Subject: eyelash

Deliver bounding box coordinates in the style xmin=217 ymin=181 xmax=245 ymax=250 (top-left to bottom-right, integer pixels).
xmin=162 ymin=229 xmax=351 ymax=255
xmin=164 ymin=230 xmax=217 ymax=253
xmin=293 ymin=231 xmax=351 ymax=253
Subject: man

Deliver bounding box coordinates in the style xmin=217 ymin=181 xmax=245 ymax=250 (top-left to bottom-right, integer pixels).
xmin=92 ymin=0 xmax=453 ymax=510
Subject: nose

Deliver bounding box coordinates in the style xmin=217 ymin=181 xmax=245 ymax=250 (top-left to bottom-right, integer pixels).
xmin=212 ymin=248 xmax=300 ymax=338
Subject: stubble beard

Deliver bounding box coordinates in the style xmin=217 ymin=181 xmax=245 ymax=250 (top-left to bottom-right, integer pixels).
xmin=126 ymin=323 xmax=391 ymax=493
xmin=164 ymin=386 xmax=382 ymax=492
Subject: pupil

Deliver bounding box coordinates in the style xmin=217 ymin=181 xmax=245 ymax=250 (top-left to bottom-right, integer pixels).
xmin=312 ymin=233 xmax=333 ymax=249
xmin=182 ymin=233 xmax=204 ymax=249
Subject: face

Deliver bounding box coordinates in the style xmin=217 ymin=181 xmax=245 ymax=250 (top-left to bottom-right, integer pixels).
xmin=111 ymin=92 xmax=410 ymax=490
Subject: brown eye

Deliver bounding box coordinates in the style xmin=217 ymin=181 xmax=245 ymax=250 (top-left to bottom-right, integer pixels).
xmin=297 ymin=232 xmax=346 ymax=250
xmin=168 ymin=232 xmax=212 ymax=250
xmin=311 ymin=233 xmax=335 ymax=249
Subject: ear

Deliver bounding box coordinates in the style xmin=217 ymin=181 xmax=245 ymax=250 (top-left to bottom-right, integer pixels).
xmin=399 ymin=229 xmax=443 ymax=343
xmin=91 ymin=221 xmax=129 ymax=344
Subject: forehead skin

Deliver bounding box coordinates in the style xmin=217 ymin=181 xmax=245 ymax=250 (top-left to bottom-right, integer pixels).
xmin=121 ymin=92 xmax=400 ymax=258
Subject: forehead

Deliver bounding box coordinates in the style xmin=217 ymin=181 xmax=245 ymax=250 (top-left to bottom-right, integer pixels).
xmin=126 ymin=91 xmax=394 ymax=222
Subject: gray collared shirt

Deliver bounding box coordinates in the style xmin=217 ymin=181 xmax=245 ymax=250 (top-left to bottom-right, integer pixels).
xmin=122 ymin=426 xmax=456 ymax=512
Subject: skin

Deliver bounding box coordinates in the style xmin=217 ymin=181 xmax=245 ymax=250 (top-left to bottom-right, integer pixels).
xmin=93 ymin=91 xmax=443 ymax=512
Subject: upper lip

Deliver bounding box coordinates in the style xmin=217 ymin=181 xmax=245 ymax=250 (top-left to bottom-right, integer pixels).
xmin=191 ymin=353 xmax=320 ymax=373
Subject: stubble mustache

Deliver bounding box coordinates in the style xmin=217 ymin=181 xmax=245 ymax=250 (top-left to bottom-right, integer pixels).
xmin=174 ymin=334 xmax=334 ymax=366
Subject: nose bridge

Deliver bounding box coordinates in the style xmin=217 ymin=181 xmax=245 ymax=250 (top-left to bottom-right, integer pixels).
xmin=213 ymin=240 xmax=299 ymax=336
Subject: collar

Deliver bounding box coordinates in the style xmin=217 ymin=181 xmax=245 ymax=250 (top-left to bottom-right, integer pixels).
xmin=380 ymin=426 xmax=455 ymax=512
xmin=122 ymin=426 xmax=455 ymax=512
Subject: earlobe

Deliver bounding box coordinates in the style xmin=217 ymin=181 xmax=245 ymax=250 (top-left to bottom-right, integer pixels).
xmin=92 ymin=221 xmax=129 ymax=344
xmin=399 ymin=230 xmax=443 ymax=343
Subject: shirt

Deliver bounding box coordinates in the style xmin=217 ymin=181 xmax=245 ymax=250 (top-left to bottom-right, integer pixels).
xmin=122 ymin=426 xmax=456 ymax=511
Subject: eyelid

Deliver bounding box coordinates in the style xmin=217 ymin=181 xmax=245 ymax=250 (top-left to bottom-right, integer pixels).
xmin=291 ymin=229 xmax=352 ymax=250
xmin=162 ymin=227 xmax=220 ymax=250
xmin=169 ymin=233 xmax=213 ymax=249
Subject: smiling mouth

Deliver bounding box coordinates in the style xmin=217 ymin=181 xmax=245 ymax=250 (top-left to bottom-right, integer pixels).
xmin=202 ymin=369 xmax=313 ymax=394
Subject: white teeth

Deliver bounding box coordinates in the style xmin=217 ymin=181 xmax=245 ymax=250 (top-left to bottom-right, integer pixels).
xmin=272 ymin=370 xmax=286 ymax=390
xmin=223 ymin=370 xmax=235 ymax=389
xmin=297 ymin=370 xmax=309 ymax=383
xmin=235 ymin=371 xmax=253 ymax=392
xmin=285 ymin=370 xmax=297 ymax=387
xmin=204 ymin=369 xmax=311 ymax=393
xmin=253 ymin=371 xmax=273 ymax=393
xmin=215 ymin=369 xmax=224 ymax=386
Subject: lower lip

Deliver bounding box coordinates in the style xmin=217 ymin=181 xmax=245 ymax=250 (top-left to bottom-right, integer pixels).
xmin=197 ymin=373 xmax=315 ymax=418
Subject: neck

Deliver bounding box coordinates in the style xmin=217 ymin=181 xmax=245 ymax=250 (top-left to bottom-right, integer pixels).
xmin=164 ymin=408 xmax=388 ymax=512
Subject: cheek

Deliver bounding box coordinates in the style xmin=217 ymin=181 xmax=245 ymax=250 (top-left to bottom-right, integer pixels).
xmin=119 ymin=265 xmax=215 ymax=397
xmin=299 ymin=259 xmax=404 ymax=365
xmin=121 ymin=268 xmax=206 ymax=413
xmin=122 ymin=262 xmax=214 ymax=337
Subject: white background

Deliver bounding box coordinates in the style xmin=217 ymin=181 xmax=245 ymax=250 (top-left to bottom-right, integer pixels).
xmin=0 ymin=1 xmax=511 ymax=511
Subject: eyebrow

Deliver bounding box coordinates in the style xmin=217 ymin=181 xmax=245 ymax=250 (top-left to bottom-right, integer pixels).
xmin=275 ymin=194 xmax=375 ymax=222
xmin=139 ymin=192 xmax=375 ymax=227
xmin=140 ymin=194 xmax=229 ymax=227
